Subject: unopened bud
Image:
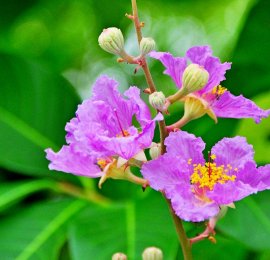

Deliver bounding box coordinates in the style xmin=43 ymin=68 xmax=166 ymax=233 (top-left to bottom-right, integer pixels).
xmin=149 ymin=143 xmax=161 ymax=159
xmin=182 ymin=64 xmax=209 ymax=94
xmin=112 ymin=252 xmax=127 ymax=260
xmin=98 ymin=27 xmax=125 ymax=56
xmin=140 ymin=37 xmax=156 ymax=56
xmin=142 ymin=247 xmax=163 ymax=260
xmin=149 ymin=92 xmax=166 ymax=111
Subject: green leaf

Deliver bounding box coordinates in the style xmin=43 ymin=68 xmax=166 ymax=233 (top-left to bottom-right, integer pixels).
xmin=69 ymin=191 xmax=184 ymax=260
xmin=218 ymin=191 xmax=270 ymax=251
xmin=0 ymin=53 xmax=80 ymax=177
xmin=0 ymin=179 xmax=57 ymax=212
xmin=0 ymin=199 xmax=86 ymax=260
xmin=192 ymin=234 xmax=247 ymax=260
xmin=225 ymin=0 xmax=270 ymax=97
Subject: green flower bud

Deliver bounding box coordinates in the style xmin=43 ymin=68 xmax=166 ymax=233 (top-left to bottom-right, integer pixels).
xmin=112 ymin=252 xmax=127 ymax=260
xmin=140 ymin=37 xmax=156 ymax=56
xmin=142 ymin=247 xmax=163 ymax=260
xmin=98 ymin=27 xmax=125 ymax=56
xmin=149 ymin=143 xmax=161 ymax=160
xmin=182 ymin=64 xmax=209 ymax=94
xmin=149 ymin=91 xmax=166 ymax=111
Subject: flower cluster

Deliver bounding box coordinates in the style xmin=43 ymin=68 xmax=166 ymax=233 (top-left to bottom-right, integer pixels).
xmin=142 ymin=131 xmax=270 ymax=221
xmin=46 ymin=75 xmax=161 ymax=187
xmin=46 ymin=42 xmax=270 ymax=223
xmin=149 ymin=46 xmax=270 ymax=129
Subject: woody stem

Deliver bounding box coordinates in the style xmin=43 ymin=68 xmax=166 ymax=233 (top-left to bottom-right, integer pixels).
xmin=131 ymin=1 xmax=192 ymax=259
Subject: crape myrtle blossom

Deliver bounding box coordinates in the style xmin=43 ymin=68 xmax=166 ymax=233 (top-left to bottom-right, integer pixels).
xmin=142 ymin=131 xmax=270 ymax=222
xmin=149 ymin=46 xmax=270 ymax=129
xmin=46 ymin=75 xmax=162 ymax=187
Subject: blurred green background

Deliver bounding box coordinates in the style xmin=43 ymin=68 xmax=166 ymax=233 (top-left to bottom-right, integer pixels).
xmin=0 ymin=0 xmax=270 ymax=259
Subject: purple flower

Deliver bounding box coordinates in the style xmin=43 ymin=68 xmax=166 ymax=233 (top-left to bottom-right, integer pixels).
xmin=142 ymin=131 xmax=270 ymax=222
xmin=46 ymin=75 xmax=160 ymax=185
xmin=150 ymin=46 xmax=270 ymax=124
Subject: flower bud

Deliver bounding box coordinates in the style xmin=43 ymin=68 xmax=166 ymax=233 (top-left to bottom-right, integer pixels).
xmin=149 ymin=92 xmax=166 ymax=111
xmin=182 ymin=64 xmax=209 ymax=94
xmin=112 ymin=252 xmax=127 ymax=260
xmin=140 ymin=37 xmax=156 ymax=56
xmin=98 ymin=27 xmax=125 ymax=56
xmin=149 ymin=143 xmax=161 ymax=160
xmin=142 ymin=247 xmax=163 ymax=260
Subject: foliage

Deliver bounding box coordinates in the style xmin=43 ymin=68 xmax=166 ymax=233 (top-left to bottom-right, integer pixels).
xmin=0 ymin=0 xmax=269 ymax=259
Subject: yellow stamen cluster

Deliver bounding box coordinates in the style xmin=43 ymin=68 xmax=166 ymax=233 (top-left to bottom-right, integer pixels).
xmin=97 ymin=159 xmax=107 ymax=170
xmin=189 ymin=155 xmax=237 ymax=191
xmin=116 ymin=130 xmax=130 ymax=138
xmin=212 ymin=85 xmax=227 ymax=96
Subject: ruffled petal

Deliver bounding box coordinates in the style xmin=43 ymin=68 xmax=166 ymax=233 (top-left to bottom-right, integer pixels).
xmin=211 ymin=136 xmax=254 ymax=170
xmin=186 ymin=46 xmax=231 ymax=94
xmin=165 ymin=131 xmax=205 ymax=164
xmin=91 ymin=75 xmax=133 ymax=128
xmin=141 ymin=154 xmax=190 ymax=191
xmin=186 ymin=46 xmax=213 ymax=65
xmin=45 ymin=146 xmax=102 ymax=177
xmin=149 ymin=51 xmax=187 ymax=88
xmin=208 ymin=163 xmax=258 ymax=204
xmin=168 ymin=184 xmax=220 ymax=222
xmin=256 ymin=164 xmax=270 ymax=191
xmin=124 ymin=86 xmax=152 ymax=125
xmin=211 ymin=91 xmax=270 ymax=123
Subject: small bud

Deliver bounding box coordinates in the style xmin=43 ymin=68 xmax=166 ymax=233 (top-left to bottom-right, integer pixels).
xmin=142 ymin=247 xmax=163 ymax=260
xmin=140 ymin=37 xmax=156 ymax=56
xmin=112 ymin=252 xmax=127 ymax=260
xmin=182 ymin=64 xmax=209 ymax=94
xmin=149 ymin=92 xmax=166 ymax=111
xmin=98 ymin=27 xmax=125 ymax=56
xmin=149 ymin=143 xmax=161 ymax=159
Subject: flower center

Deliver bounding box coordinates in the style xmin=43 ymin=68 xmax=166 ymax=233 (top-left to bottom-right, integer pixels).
xmin=97 ymin=158 xmax=110 ymax=170
xmin=116 ymin=130 xmax=130 ymax=137
xmin=189 ymin=154 xmax=237 ymax=191
xmin=212 ymin=85 xmax=227 ymax=98
xmin=113 ymin=109 xmax=130 ymax=138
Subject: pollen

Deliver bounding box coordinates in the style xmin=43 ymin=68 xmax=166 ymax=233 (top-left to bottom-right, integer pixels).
xmin=116 ymin=130 xmax=130 ymax=138
xmin=188 ymin=158 xmax=192 ymax=165
xmin=97 ymin=159 xmax=107 ymax=170
xmin=212 ymin=85 xmax=227 ymax=96
xmin=190 ymin=154 xmax=237 ymax=191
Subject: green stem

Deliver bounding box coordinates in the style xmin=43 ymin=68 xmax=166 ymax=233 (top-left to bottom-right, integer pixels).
xmin=165 ymin=197 xmax=193 ymax=260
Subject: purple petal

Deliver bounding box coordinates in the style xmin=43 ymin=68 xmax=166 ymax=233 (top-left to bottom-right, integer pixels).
xmin=165 ymin=131 xmax=205 ymax=164
xmin=186 ymin=46 xmax=213 ymax=65
xmin=45 ymin=146 xmax=102 ymax=177
xmin=149 ymin=51 xmax=187 ymax=88
xmin=257 ymin=164 xmax=270 ymax=191
xmin=208 ymin=163 xmax=258 ymax=204
xmin=91 ymin=75 xmax=133 ymax=128
xmin=186 ymin=46 xmax=231 ymax=93
xmin=168 ymin=184 xmax=220 ymax=222
xmin=212 ymin=91 xmax=270 ymax=123
xmin=141 ymin=154 xmax=190 ymax=191
xmin=124 ymin=86 xmax=152 ymax=125
xmin=211 ymin=136 xmax=254 ymax=170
